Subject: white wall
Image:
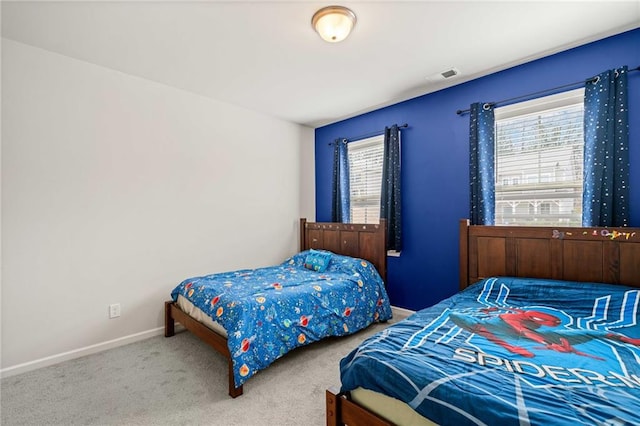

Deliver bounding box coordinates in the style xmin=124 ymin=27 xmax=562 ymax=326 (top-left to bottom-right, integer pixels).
xmin=1 ymin=39 xmax=315 ymax=372
xmin=299 ymin=125 xmax=316 ymax=222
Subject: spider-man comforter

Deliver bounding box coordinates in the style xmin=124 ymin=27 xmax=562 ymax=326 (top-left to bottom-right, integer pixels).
xmin=340 ymin=277 xmax=640 ymax=425
xmin=171 ymin=250 xmax=391 ymax=388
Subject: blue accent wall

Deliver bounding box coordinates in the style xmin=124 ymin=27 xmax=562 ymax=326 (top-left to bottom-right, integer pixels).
xmin=314 ymin=29 xmax=640 ymax=311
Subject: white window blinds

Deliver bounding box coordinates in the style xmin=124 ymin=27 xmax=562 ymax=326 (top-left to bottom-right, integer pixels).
xmin=494 ymin=88 xmax=585 ymax=226
xmin=348 ymin=135 xmax=384 ymax=224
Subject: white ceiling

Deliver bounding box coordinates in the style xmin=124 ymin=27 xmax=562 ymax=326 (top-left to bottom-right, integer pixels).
xmin=2 ymin=1 xmax=639 ymax=127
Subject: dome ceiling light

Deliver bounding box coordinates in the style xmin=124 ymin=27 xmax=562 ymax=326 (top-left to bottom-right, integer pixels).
xmin=311 ymin=5 xmax=357 ymax=43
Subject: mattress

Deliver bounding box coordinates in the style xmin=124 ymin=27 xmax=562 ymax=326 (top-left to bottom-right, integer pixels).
xmin=176 ymin=294 xmax=227 ymax=337
xmin=350 ymin=387 xmax=436 ymax=426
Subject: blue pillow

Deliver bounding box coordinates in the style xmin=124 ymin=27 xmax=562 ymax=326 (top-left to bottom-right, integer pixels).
xmin=303 ymin=249 xmax=332 ymax=272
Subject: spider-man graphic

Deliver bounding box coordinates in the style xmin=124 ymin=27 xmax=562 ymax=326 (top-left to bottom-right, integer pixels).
xmin=450 ymin=307 xmax=640 ymax=359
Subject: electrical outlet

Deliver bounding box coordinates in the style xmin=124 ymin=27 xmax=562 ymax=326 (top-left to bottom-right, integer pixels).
xmin=109 ymin=303 xmax=121 ymax=319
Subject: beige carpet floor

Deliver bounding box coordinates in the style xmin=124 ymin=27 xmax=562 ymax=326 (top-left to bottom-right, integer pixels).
xmin=1 ymin=313 xmax=406 ymax=426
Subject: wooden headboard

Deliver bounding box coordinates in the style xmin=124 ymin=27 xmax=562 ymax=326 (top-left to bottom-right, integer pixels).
xmin=300 ymin=218 xmax=387 ymax=281
xmin=459 ymin=219 xmax=640 ymax=289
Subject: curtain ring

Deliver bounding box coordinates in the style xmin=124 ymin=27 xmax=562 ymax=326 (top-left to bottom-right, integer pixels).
xmin=482 ymin=103 xmax=491 ymax=111
xmin=614 ymin=70 xmax=620 ymax=78
xmin=591 ymin=76 xmax=600 ymax=85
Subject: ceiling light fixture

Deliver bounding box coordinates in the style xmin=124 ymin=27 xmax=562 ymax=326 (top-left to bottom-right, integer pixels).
xmin=312 ymin=5 xmax=356 ymax=43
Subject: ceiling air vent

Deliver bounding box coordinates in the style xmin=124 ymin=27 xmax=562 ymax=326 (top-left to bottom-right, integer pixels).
xmin=427 ymin=67 xmax=461 ymax=82
xmin=441 ymin=68 xmax=458 ymax=78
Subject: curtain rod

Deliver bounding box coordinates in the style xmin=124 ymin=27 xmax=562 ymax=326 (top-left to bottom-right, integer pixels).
xmin=328 ymin=123 xmax=408 ymax=145
xmin=456 ymin=65 xmax=640 ymax=115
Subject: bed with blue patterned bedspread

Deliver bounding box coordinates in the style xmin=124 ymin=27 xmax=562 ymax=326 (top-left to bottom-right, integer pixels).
xmin=171 ymin=250 xmax=392 ymax=388
xmin=340 ymin=277 xmax=640 ymax=425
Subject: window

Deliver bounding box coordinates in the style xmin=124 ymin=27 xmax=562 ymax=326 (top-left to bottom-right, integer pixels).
xmin=540 ymin=202 xmax=551 ymax=215
xmin=494 ymin=88 xmax=584 ymax=226
xmin=348 ymin=135 xmax=384 ymax=224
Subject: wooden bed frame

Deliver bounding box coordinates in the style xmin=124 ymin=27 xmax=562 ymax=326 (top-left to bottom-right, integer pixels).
xmin=458 ymin=219 xmax=640 ymax=290
xmin=165 ymin=218 xmax=387 ymax=398
xmin=326 ymin=219 xmax=640 ymax=426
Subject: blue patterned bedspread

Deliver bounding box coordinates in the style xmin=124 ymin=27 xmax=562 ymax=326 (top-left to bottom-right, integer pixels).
xmin=171 ymin=250 xmax=391 ymax=387
xmin=340 ymin=277 xmax=640 ymax=425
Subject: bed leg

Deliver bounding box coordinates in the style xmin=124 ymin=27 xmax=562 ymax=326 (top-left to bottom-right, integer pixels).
xmin=228 ymin=359 xmax=243 ymax=398
xmin=164 ymin=301 xmax=175 ymax=337
xmin=229 ymin=384 xmax=243 ymax=398
xmin=326 ymin=389 xmax=341 ymax=426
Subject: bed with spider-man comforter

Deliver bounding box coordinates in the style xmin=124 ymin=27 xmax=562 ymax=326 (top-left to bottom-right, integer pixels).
xmin=339 ymin=277 xmax=640 ymax=425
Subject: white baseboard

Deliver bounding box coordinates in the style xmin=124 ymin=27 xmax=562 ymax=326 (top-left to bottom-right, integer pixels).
xmin=2 ymin=307 xmax=413 ymax=379
xmin=0 ymin=326 xmax=168 ymax=378
xmin=391 ymin=305 xmax=416 ymax=319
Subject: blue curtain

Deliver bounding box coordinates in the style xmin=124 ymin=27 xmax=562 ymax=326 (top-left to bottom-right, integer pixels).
xmin=381 ymin=125 xmax=402 ymax=251
xmin=582 ymin=66 xmax=629 ymax=227
xmin=331 ymin=138 xmax=350 ymax=222
xmin=469 ymin=103 xmax=495 ymax=225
